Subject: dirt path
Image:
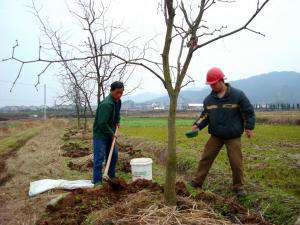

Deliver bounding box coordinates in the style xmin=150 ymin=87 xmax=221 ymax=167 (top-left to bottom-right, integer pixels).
xmin=0 ymin=121 xmax=69 ymax=225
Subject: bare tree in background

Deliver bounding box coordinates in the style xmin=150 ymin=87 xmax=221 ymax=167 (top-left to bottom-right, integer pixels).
xmin=1 ymin=0 xmax=139 ymax=117
xmin=68 ymin=0 xmax=139 ymax=104
xmin=57 ymin=65 xmax=95 ymax=131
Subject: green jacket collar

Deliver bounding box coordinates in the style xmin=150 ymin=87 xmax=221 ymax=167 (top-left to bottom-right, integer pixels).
xmin=106 ymin=94 xmax=116 ymax=104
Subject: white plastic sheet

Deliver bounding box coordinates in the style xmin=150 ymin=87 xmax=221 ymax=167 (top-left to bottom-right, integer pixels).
xmin=29 ymin=179 xmax=94 ymax=197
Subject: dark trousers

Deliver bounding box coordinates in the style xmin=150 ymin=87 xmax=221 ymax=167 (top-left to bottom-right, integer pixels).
xmin=194 ymin=135 xmax=244 ymax=189
xmin=92 ymin=137 xmax=118 ymax=184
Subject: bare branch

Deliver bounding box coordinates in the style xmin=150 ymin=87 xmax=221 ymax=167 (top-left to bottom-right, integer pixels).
xmin=194 ymin=0 xmax=270 ymax=51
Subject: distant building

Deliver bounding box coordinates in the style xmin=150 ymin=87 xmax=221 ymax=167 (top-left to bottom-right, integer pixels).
xmin=187 ymin=103 xmax=203 ymax=111
xmin=151 ymin=103 xmax=165 ymax=111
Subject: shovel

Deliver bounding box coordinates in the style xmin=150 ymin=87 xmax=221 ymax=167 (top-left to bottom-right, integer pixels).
xmin=103 ymin=127 xmax=126 ymax=189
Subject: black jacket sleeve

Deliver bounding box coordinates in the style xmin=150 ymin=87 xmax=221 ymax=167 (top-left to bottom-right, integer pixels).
xmin=239 ymin=91 xmax=255 ymax=130
xmin=193 ymin=107 xmax=209 ymax=130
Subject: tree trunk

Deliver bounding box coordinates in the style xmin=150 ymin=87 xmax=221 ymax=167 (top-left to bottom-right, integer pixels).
xmin=97 ymin=82 xmax=101 ymax=105
xmin=75 ymin=102 xmax=81 ymax=129
xmin=83 ymin=102 xmax=87 ymax=132
xmin=164 ymin=92 xmax=178 ymax=205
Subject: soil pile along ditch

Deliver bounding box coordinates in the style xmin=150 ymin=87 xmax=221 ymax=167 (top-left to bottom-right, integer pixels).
xmin=61 ymin=142 xmax=91 ymax=158
xmin=36 ymin=178 xmax=162 ymax=225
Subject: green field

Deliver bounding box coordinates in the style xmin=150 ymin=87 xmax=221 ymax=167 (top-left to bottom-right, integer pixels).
xmin=121 ymin=117 xmax=300 ymax=225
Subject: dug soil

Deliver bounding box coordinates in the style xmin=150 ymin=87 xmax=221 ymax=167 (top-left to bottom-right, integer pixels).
xmin=36 ymin=179 xmax=163 ymax=225
xmin=36 ymin=178 xmax=271 ymax=225
xmin=61 ymin=142 xmax=91 ymax=158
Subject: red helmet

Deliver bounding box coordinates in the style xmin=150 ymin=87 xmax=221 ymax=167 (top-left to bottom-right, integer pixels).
xmin=206 ymin=67 xmax=225 ymax=85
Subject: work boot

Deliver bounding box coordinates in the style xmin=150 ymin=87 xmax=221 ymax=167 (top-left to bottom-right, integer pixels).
xmin=189 ymin=180 xmax=203 ymax=189
xmin=234 ymin=187 xmax=247 ymax=197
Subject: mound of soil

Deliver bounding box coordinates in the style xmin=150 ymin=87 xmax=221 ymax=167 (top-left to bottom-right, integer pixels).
xmin=36 ymin=178 xmax=162 ymax=225
xmin=117 ymin=157 xmax=131 ymax=173
xmin=62 ymin=149 xmax=90 ymax=158
xmin=62 ymin=128 xmax=77 ymax=141
xmin=62 ymin=127 xmax=92 ymax=141
xmin=117 ymin=142 xmax=143 ymax=157
xmin=175 ymin=181 xmax=190 ymax=197
xmin=0 ymin=151 xmax=16 ymax=186
xmin=67 ymin=159 xmax=93 ymax=172
xmin=61 ymin=142 xmax=91 ymax=158
xmin=195 ymin=191 xmax=272 ymax=225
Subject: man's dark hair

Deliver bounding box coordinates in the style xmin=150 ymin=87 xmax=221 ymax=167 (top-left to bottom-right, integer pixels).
xmin=110 ymin=81 xmax=124 ymax=91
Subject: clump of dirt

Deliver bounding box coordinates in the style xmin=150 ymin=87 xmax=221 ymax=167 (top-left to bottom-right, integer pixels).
xmin=104 ymin=177 xmax=128 ymax=191
xmin=36 ymin=179 xmax=163 ymax=225
xmin=0 ymin=172 xmax=13 ymax=186
xmin=117 ymin=142 xmax=143 ymax=157
xmin=117 ymin=142 xmax=133 ymax=152
xmin=62 ymin=128 xmax=77 ymax=141
xmin=195 ymin=191 xmax=272 ymax=225
xmin=0 ymin=151 xmax=16 ymax=186
xmin=117 ymin=157 xmax=131 ymax=173
xmin=62 ymin=127 xmax=92 ymax=141
xmin=127 ymin=179 xmax=163 ymax=193
xmin=61 ymin=142 xmax=91 ymax=158
xmin=175 ymin=181 xmax=190 ymax=197
xmin=62 ymin=149 xmax=90 ymax=158
xmin=67 ymin=159 xmax=93 ymax=172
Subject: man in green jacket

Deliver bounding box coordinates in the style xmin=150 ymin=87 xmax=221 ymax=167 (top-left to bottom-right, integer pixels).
xmin=92 ymin=81 xmax=123 ymax=184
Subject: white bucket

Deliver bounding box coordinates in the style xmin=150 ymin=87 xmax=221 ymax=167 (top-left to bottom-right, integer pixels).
xmin=130 ymin=158 xmax=153 ymax=181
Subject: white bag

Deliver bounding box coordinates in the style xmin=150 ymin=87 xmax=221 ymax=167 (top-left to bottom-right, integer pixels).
xmin=29 ymin=179 xmax=94 ymax=197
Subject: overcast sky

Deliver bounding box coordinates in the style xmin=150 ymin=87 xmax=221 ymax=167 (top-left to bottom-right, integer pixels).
xmin=0 ymin=0 xmax=299 ymax=106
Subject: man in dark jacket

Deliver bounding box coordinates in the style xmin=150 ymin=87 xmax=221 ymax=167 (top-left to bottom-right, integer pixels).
xmin=92 ymin=81 xmax=123 ymax=184
xmin=190 ymin=67 xmax=255 ymax=196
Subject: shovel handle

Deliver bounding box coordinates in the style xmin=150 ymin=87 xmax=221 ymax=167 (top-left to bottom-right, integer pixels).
xmin=103 ymin=127 xmax=118 ymax=178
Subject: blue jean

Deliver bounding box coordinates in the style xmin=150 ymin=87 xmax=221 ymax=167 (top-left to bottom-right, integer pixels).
xmin=93 ymin=137 xmax=118 ymax=184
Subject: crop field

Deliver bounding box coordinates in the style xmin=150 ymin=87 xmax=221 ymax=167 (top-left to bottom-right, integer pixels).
xmin=120 ymin=117 xmax=300 ymax=225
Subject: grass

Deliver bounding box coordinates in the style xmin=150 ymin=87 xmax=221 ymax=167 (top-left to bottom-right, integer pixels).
xmin=120 ymin=116 xmax=300 ymax=225
xmin=121 ymin=117 xmax=193 ymax=127
xmin=0 ymin=119 xmax=42 ymax=141
xmin=0 ymin=126 xmax=43 ymax=156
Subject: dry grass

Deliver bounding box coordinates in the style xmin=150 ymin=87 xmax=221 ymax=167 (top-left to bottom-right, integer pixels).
xmin=88 ymin=190 xmax=232 ymax=225
xmin=0 ymin=119 xmax=42 ymax=141
xmin=124 ymin=110 xmax=300 ymax=125
xmin=255 ymin=111 xmax=300 ymax=125
xmin=0 ymin=119 xmax=84 ymax=225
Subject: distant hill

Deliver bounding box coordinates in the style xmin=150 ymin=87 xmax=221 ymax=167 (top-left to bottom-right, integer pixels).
xmin=123 ymin=92 xmax=164 ymax=103
xmin=128 ymin=71 xmax=300 ymax=104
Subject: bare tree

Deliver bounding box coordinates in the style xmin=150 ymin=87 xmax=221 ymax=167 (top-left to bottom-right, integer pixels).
xmin=140 ymin=0 xmax=271 ymax=204
xmin=57 ymin=65 xmax=95 ymax=130
xmin=1 ymin=0 xmax=139 ymax=116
